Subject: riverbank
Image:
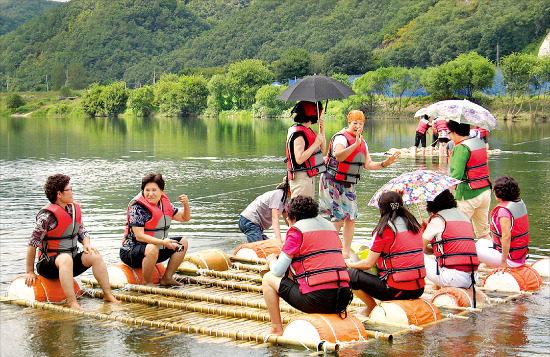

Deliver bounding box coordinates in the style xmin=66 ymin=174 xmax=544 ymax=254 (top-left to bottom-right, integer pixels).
xmin=1 ymin=91 xmax=547 ymax=121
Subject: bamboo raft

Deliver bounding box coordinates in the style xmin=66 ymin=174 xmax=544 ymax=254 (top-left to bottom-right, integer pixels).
xmin=1 ymin=255 xmax=547 ymax=354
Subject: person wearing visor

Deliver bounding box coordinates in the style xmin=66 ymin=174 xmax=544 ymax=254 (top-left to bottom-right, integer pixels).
xmin=320 ymin=110 xmax=399 ymax=258
xmin=120 ymin=172 xmax=190 ymax=286
xmin=285 ymin=100 xmax=326 ymax=199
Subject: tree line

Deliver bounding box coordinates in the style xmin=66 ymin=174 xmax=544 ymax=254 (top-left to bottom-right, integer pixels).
xmin=1 ymin=0 xmax=548 ymax=92
xmin=75 ymin=52 xmax=548 ymax=119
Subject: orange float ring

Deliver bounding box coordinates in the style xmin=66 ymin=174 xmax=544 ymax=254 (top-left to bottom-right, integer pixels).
xmin=531 ymin=257 xmax=550 ymax=278
xmin=180 ymin=249 xmax=231 ymax=271
xmin=431 ymin=287 xmax=490 ymax=308
xmin=7 ymin=275 xmax=81 ymax=303
xmin=282 ymin=313 xmax=368 ymax=344
xmin=107 ymin=262 xmax=166 ymax=285
xmin=483 ymin=265 xmax=543 ymax=292
xmin=369 ymin=299 xmax=441 ymax=326
xmin=233 ymin=239 xmax=283 ymax=260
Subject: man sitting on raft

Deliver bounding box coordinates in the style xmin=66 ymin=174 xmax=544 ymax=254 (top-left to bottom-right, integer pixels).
xmin=119 ymin=173 xmax=190 ymax=286
xmin=24 ymin=174 xmax=120 ymax=310
xmin=262 ymin=195 xmax=353 ymax=336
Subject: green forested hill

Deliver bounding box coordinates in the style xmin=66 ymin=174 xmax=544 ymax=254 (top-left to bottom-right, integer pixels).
xmin=1 ymin=0 xmax=548 ymax=91
xmin=0 ymin=0 xmax=63 ymax=36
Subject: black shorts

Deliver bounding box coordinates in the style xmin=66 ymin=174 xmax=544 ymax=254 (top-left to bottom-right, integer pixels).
xmin=348 ymin=268 xmax=424 ymax=301
xmin=438 ymin=137 xmax=450 ymax=144
xmin=119 ymin=237 xmax=183 ymax=268
xmin=277 ymin=277 xmax=352 ymax=314
xmin=480 ymin=136 xmax=488 ymax=143
xmin=414 ymin=131 xmax=427 ymax=148
xmin=36 ymin=252 xmax=90 ymax=279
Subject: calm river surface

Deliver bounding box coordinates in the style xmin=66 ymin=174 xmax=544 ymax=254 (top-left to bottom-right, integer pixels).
xmin=0 ymin=114 xmax=549 ymax=356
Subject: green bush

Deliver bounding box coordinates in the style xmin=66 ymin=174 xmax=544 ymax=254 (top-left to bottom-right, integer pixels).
xmin=59 ymin=86 xmax=72 ymax=97
xmin=6 ymin=93 xmax=25 ymax=109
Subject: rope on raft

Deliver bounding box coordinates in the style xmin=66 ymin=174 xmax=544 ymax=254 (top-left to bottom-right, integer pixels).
xmin=0 ymin=296 xmax=339 ymax=352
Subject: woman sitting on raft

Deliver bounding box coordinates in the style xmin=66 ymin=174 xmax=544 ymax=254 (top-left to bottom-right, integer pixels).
xmin=422 ymin=190 xmax=479 ymax=289
xmin=476 ymin=175 xmax=529 ymax=271
xmin=345 ymin=192 xmax=425 ymax=316
xmin=262 ymin=195 xmax=353 ymax=336
xmin=119 ymin=173 xmax=190 ymax=286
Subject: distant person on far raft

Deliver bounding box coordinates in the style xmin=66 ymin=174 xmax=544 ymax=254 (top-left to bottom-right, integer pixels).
xmin=238 ymin=177 xmax=290 ymax=243
xmin=433 ymin=117 xmax=450 ymax=156
xmin=285 ymin=100 xmax=326 ymax=199
xmin=476 ymin=176 xmax=529 ymax=271
xmin=319 ymin=110 xmax=399 ymax=259
xmin=24 ymin=174 xmax=120 ymax=310
xmin=422 ymin=190 xmax=479 ymax=289
xmin=345 ymin=192 xmax=426 ymax=316
xmin=472 ymin=126 xmax=490 ymax=150
xmin=120 ymin=173 xmax=190 ymax=286
xmin=262 ymin=196 xmax=353 ymax=336
xmin=448 ymin=120 xmax=492 ymax=241
xmin=412 ymin=114 xmax=431 ymax=156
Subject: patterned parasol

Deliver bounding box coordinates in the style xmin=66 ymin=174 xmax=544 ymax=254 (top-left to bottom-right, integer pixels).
xmin=368 ymin=170 xmax=462 ymax=207
xmin=420 ymin=99 xmax=500 ymax=130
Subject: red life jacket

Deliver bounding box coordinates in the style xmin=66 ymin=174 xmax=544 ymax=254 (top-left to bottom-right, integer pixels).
xmin=429 ymin=208 xmax=479 ymax=272
xmin=433 ymin=118 xmax=448 ymax=133
xmin=416 ymin=119 xmax=429 ymax=134
xmin=377 ymin=218 xmax=426 ymax=290
xmin=286 ymin=124 xmax=326 ymax=179
xmin=474 ymin=126 xmax=488 ymax=138
xmin=123 ymin=193 xmax=174 ymax=245
xmin=490 ymin=200 xmax=529 ymax=261
xmin=325 ymin=129 xmax=367 ymax=184
xmin=39 ymin=203 xmax=81 ymax=258
xmin=457 ymin=137 xmax=491 ymax=190
xmin=290 ymin=216 xmax=350 ymax=292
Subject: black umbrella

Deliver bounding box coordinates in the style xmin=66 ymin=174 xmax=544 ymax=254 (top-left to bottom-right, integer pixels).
xmin=276 ymin=75 xmax=356 ymax=102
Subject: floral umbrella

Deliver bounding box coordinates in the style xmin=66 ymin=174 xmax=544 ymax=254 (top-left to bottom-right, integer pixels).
xmin=368 ymin=170 xmax=462 ymax=208
xmin=421 ymin=99 xmax=500 ymax=130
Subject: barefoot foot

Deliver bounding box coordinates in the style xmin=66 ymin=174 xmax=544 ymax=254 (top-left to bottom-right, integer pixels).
xmin=160 ymin=277 xmax=183 ymax=286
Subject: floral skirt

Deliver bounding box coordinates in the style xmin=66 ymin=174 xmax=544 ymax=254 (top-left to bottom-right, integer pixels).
xmin=318 ymin=174 xmax=358 ymax=222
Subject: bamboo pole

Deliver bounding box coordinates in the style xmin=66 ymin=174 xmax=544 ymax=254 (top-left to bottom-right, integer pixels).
xmin=177 ymin=275 xmax=263 ymax=293
xmin=230 ymin=255 xmax=267 ymax=265
xmin=177 ymin=267 xmax=263 ymax=284
xmin=0 ymin=297 xmax=339 ymax=352
xmin=84 ymin=289 xmax=291 ymax=323
xmin=231 ymin=263 xmax=265 ymax=273
xmin=81 ymin=278 xmax=298 ymax=313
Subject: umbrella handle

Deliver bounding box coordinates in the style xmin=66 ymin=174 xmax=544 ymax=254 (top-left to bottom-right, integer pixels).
xmin=415 ymin=203 xmax=425 ymax=224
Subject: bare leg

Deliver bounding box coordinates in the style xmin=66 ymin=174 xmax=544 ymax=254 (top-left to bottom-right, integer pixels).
xmin=160 ymin=239 xmax=188 ymax=286
xmin=81 ymin=252 xmax=121 ymax=303
xmin=142 ymin=244 xmax=160 ymax=286
xmin=262 ymin=272 xmax=284 ymax=336
xmin=352 ymin=289 xmax=377 ymax=316
xmin=55 ymin=254 xmax=81 ymax=310
xmin=341 ymin=220 xmax=356 ymax=259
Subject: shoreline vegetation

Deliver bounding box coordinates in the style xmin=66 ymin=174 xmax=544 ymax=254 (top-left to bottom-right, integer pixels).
xmin=1 ymin=52 xmax=548 ymax=121
xmin=1 ymin=90 xmax=547 ymax=122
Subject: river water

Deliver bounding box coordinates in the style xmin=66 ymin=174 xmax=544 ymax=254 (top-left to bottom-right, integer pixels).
xmin=0 ymin=114 xmax=549 ymax=356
